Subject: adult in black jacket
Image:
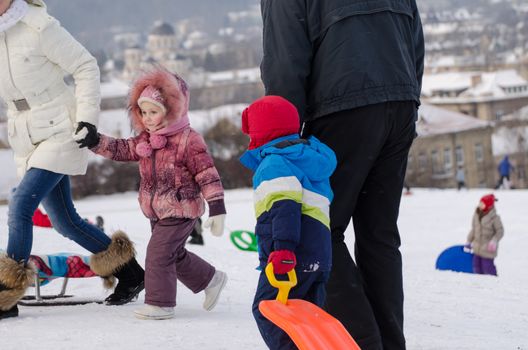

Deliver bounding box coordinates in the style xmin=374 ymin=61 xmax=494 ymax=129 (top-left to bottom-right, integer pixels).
xmin=260 ymin=1 xmax=424 ymax=349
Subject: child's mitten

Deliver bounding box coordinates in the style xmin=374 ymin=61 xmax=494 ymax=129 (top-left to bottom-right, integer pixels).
xmin=203 ymin=214 xmax=226 ymax=236
xmin=268 ymin=250 xmax=296 ymax=274
xmin=487 ymin=240 xmax=497 ymax=253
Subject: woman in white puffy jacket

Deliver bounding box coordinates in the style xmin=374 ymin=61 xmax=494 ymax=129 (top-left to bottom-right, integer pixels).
xmin=0 ymin=0 xmax=144 ymax=320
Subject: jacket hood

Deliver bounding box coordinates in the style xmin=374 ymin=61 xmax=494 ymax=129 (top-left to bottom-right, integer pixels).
xmin=240 ymin=134 xmax=336 ymax=182
xmin=128 ymin=68 xmax=189 ymax=133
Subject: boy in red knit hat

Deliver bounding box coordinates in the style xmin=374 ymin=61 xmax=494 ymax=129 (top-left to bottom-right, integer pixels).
xmin=239 ymin=95 xmax=337 ymax=349
xmin=466 ymin=194 xmax=504 ymax=275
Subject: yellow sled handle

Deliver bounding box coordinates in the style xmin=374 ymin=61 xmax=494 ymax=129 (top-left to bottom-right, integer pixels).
xmin=264 ymin=263 xmax=297 ymax=305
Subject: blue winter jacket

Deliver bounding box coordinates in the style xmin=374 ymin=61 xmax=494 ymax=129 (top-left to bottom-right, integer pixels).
xmin=498 ymin=156 xmax=513 ymax=176
xmin=240 ymin=134 xmax=337 ymax=272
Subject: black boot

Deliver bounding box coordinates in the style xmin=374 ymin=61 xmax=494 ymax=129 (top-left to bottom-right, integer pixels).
xmin=188 ymin=233 xmax=204 ymax=245
xmin=0 ymin=304 xmax=19 ymax=320
xmin=89 ymin=231 xmax=145 ymax=306
xmin=188 ymin=218 xmax=204 ymax=245
xmin=104 ymin=258 xmax=144 ymax=306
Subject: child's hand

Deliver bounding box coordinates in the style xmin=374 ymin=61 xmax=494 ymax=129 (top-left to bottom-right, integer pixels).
xmin=487 ymin=240 xmax=497 ymax=253
xmin=203 ymin=214 xmax=225 ymax=236
xmin=268 ymin=250 xmax=296 ymax=274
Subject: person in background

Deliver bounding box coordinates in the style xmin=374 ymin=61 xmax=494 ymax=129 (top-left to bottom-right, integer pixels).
xmin=240 ymin=96 xmax=336 ymax=350
xmin=496 ymin=155 xmax=514 ymax=189
xmin=456 ymin=165 xmax=466 ymax=190
xmin=0 ymin=0 xmax=144 ymax=320
xmin=260 ymin=0 xmax=424 ymax=348
xmin=32 ymin=208 xmax=52 ymax=228
xmin=86 ymin=68 xmax=228 ymax=320
xmin=466 ymin=194 xmax=504 ymax=276
xmin=188 ymin=217 xmax=204 ymax=245
xmin=403 ymin=181 xmax=412 ymax=196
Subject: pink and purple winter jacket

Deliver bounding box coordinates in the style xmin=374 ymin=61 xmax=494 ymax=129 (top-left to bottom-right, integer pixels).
xmin=91 ymin=128 xmax=226 ymax=221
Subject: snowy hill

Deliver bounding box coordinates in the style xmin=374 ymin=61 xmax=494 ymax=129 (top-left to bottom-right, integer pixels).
xmin=1 ymin=188 xmax=527 ymax=349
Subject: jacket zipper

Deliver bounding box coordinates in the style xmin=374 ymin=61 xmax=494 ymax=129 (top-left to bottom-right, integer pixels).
xmin=149 ymin=152 xmax=158 ymax=220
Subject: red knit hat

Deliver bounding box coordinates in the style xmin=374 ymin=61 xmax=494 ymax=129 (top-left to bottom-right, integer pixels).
xmin=241 ymin=95 xmax=300 ymax=150
xmin=479 ymin=194 xmax=497 ymax=212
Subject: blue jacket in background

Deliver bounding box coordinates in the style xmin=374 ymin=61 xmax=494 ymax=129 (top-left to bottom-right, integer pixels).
xmin=240 ymin=134 xmax=337 ymax=272
xmin=498 ymin=156 xmax=513 ymax=176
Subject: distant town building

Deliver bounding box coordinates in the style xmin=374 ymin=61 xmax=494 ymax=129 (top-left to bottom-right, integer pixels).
xmin=492 ymin=105 xmax=528 ymax=188
xmin=406 ymin=104 xmax=495 ymax=188
xmin=422 ymin=70 xmax=528 ymax=121
xmin=122 ymin=21 xmax=193 ymax=81
xmin=100 ymin=79 xmax=130 ymax=110
xmin=188 ymin=67 xmax=263 ymax=110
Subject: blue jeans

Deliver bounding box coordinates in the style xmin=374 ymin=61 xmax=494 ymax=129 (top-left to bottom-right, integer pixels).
xmin=7 ymin=168 xmax=111 ymax=263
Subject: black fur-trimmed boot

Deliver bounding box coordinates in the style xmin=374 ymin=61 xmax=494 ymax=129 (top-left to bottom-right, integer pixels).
xmin=0 ymin=255 xmax=35 ymax=320
xmin=89 ymin=231 xmax=145 ymax=306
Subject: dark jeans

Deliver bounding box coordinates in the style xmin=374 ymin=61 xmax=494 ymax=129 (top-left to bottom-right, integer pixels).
xmin=495 ymin=175 xmax=510 ymax=189
xmin=252 ymin=269 xmax=329 ymax=350
xmin=473 ymin=255 xmax=497 ymax=276
xmin=7 ymin=168 xmax=111 ymax=263
xmin=303 ymin=101 xmax=417 ymax=350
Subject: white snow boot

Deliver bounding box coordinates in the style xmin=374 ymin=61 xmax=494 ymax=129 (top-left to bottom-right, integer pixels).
xmin=203 ymin=270 xmax=227 ymax=311
xmin=134 ymin=304 xmax=175 ymax=320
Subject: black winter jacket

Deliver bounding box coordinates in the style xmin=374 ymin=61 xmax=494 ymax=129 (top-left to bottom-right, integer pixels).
xmin=260 ymin=0 xmax=425 ymax=121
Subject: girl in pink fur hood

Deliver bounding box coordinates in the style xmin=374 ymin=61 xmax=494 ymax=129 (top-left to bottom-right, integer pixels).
xmin=89 ymin=68 xmax=227 ymax=320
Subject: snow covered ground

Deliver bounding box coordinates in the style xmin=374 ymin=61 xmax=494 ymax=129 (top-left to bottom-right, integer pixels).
xmin=1 ymin=188 xmax=527 ymax=350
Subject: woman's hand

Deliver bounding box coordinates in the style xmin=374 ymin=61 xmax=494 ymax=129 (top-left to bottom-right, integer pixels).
xmin=73 ymin=122 xmax=100 ymax=148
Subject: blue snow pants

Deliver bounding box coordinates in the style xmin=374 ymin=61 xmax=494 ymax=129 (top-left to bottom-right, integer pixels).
xmin=252 ymin=269 xmax=330 ymax=350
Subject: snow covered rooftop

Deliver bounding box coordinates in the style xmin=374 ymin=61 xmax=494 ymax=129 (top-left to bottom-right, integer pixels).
xmin=422 ymin=70 xmax=528 ymax=102
xmin=417 ymin=103 xmax=491 ymax=137
xmin=501 ymin=105 xmax=528 ymax=121
xmin=205 ymin=67 xmax=260 ymax=86
xmin=100 ymin=79 xmax=129 ymax=99
xmin=492 ymin=105 xmax=528 ymax=156
xmin=189 ymin=104 xmax=246 ymax=133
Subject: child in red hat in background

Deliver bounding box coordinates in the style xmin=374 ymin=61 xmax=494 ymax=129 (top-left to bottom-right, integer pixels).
xmin=466 ymin=194 xmax=504 ymax=275
xmin=239 ymin=95 xmax=337 ymax=349
xmin=86 ymin=68 xmax=228 ymax=320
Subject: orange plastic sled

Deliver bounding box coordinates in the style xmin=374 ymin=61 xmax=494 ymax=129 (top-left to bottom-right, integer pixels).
xmin=259 ymin=264 xmax=361 ymax=350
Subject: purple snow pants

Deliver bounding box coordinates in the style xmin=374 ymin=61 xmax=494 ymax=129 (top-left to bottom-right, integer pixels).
xmin=145 ymin=217 xmax=215 ymax=307
xmin=473 ymin=255 xmax=497 ymax=276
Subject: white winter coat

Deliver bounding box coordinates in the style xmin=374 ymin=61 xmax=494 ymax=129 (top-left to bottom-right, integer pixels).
xmin=0 ymin=0 xmax=100 ymax=177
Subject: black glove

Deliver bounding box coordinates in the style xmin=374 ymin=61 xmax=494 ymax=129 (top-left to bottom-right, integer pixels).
xmin=74 ymin=122 xmax=100 ymax=148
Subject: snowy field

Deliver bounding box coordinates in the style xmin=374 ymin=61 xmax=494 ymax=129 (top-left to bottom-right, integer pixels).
xmin=1 ymin=188 xmax=527 ymax=350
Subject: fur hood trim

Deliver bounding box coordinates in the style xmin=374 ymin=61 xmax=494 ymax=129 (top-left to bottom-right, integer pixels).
xmin=89 ymin=231 xmax=136 ymax=289
xmin=0 ymin=255 xmax=36 ymax=311
xmin=128 ymin=68 xmax=189 ymax=133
